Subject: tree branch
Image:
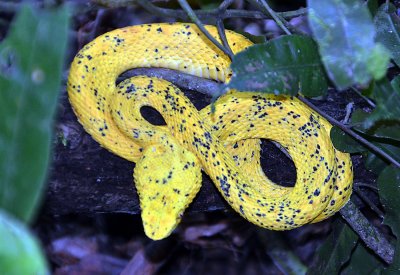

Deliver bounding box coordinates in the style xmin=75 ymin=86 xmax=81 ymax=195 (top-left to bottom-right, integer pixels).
xmin=354 ymin=182 xmax=378 ymax=191
xmin=177 ymin=0 xmax=234 ymax=60
xmin=340 ymin=200 xmax=394 ymax=264
xmin=118 ymin=68 xmax=221 ymax=96
xmin=215 ymin=0 xmax=236 ymax=58
xmin=298 ymin=96 xmax=400 ymax=169
xmin=353 ymin=187 xmax=384 ymax=219
xmin=247 ymin=0 xmax=291 ymax=35
xmin=101 ymin=0 xmax=308 ymax=21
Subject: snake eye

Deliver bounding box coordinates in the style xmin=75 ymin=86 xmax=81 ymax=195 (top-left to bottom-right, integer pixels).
xmin=140 ymin=106 xmax=166 ymax=126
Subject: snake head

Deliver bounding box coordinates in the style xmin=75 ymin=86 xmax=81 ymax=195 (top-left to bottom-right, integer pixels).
xmin=134 ymin=140 xmax=202 ymax=240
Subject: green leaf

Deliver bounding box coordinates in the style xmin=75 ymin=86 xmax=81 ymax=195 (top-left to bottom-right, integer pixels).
xmin=369 ymin=77 xmax=400 ymax=126
xmin=350 ymin=108 xmax=373 ymax=130
xmin=375 ymin=3 xmax=400 ymax=68
xmin=367 ymin=0 xmax=379 ymax=17
xmin=257 ymin=230 xmax=307 ymax=275
xmin=376 ymin=76 xmax=400 ymax=115
xmin=330 ymin=126 xmax=366 ymax=153
xmin=228 ymin=35 xmax=327 ymax=97
xmin=364 ymin=151 xmax=388 ymax=175
xmin=308 ymin=221 xmax=358 ymax=274
xmin=351 ymin=108 xmax=400 ymax=145
xmin=350 ymin=107 xmax=400 ymax=174
xmin=378 ymin=166 xmax=400 ymax=272
xmin=349 ymin=108 xmax=400 ymax=173
xmin=0 ymin=5 xmax=69 ymax=223
xmin=0 ymin=210 xmax=48 ymax=275
xmin=366 ymin=142 xmax=400 ymax=174
xmin=370 ymin=123 xmax=400 ymax=143
xmin=341 ymin=242 xmax=382 ymax=275
xmin=352 ymin=78 xmax=400 ymax=130
xmin=239 ymin=31 xmax=267 ymax=44
xmin=308 ymin=0 xmax=390 ymax=89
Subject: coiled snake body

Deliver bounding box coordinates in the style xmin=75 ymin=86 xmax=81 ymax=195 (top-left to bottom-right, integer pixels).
xmin=68 ymin=23 xmax=353 ymax=240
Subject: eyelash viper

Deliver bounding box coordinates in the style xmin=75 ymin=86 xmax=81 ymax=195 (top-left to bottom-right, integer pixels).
xmin=67 ymin=23 xmax=353 ymax=240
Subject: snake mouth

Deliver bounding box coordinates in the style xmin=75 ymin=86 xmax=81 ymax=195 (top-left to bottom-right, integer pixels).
xmin=141 ymin=207 xmax=181 ymax=241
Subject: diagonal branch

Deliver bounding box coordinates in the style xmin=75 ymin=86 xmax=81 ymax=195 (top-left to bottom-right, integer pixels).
xmin=340 ymin=200 xmax=394 ymax=264
xmin=116 ymin=0 xmax=307 ymax=21
xmin=177 ymin=0 xmax=234 ymax=60
xmin=298 ymin=96 xmax=400 ymax=169
xmin=247 ymin=0 xmax=291 ymax=35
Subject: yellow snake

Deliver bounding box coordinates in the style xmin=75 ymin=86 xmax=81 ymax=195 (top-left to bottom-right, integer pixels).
xmin=67 ymin=23 xmax=353 ymax=240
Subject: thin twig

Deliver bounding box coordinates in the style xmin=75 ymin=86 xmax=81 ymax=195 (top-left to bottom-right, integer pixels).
xmin=247 ymin=0 xmax=291 ymax=35
xmin=298 ymin=95 xmax=400 ymax=169
xmin=340 ymin=200 xmax=394 ymax=264
xmin=354 ymin=182 xmax=379 ymax=191
xmin=350 ymin=87 xmax=376 ymax=108
xmin=216 ymin=20 xmax=234 ymax=57
xmin=133 ymin=0 xmax=307 ymax=21
xmin=214 ymin=0 xmax=235 ymax=57
xmin=177 ymin=0 xmax=234 ymax=60
xmin=219 ymin=0 xmax=235 ymax=10
xmin=342 ymin=102 xmax=354 ymax=124
xmin=354 ymin=187 xmax=384 ymax=219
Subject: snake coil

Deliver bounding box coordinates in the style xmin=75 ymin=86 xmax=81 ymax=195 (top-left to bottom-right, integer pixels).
xmin=68 ymin=23 xmax=353 ymax=240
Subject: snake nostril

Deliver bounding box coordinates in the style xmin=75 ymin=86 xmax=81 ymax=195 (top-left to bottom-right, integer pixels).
xmin=140 ymin=106 xmax=167 ymax=126
xmin=260 ymin=139 xmax=296 ymax=188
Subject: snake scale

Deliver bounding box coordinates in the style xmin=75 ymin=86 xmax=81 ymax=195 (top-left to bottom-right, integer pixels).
xmin=67 ymin=23 xmax=353 ymax=240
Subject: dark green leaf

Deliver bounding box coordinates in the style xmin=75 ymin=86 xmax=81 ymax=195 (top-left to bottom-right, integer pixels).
xmin=308 ymin=221 xmax=358 ymax=274
xmin=378 ymin=166 xmax=400 ymax=272
xmin=375 ymin=77 xmax=400 ymax=116
xmin=350 ymin=120 xmax=400 ymax=173
xmin=360 ymin=81 xmax=376 ymax=97
xmin=341 ymin=242 xmax=382 ymax=275
xmin=366 ymin=143 xmax=400 ymax=173
xmin=367 ymin=0 xmax=379 ymax=17
xmin=375 ymin=3 xmax=400 ymax=68
xmin=0 ymin=210 xmax=48 ymax=275
xmin=368 ymin=77 xmax=400 ymax=126
xmin=0 ymin=5 xmax=69 ymax=223
xmin=239 ymin=31 xmax=267 ymax=44
xmin=228 ymin=35 xmax=327 ymax=97
xmin=308 ymin=0 xmax=390 ymax=89
xmin=350 ymin=108 xmax=400 ymax=174
xmin=350 ymin=108 xmax=373 ymax=130
xmin=352 ymin=109 xmax=400 ymax=143
xmin=352 ymin=78 xmax=400 ymax=129
xmin=371 ymin=123 xmax=400 ymax=143
xmin=364 ymin=151 xmax=389 ymax=175
xmin=330 ymin=126 xmax=366 ymax=153
xmin=257 ymin=230 xmax=307 ymax=275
